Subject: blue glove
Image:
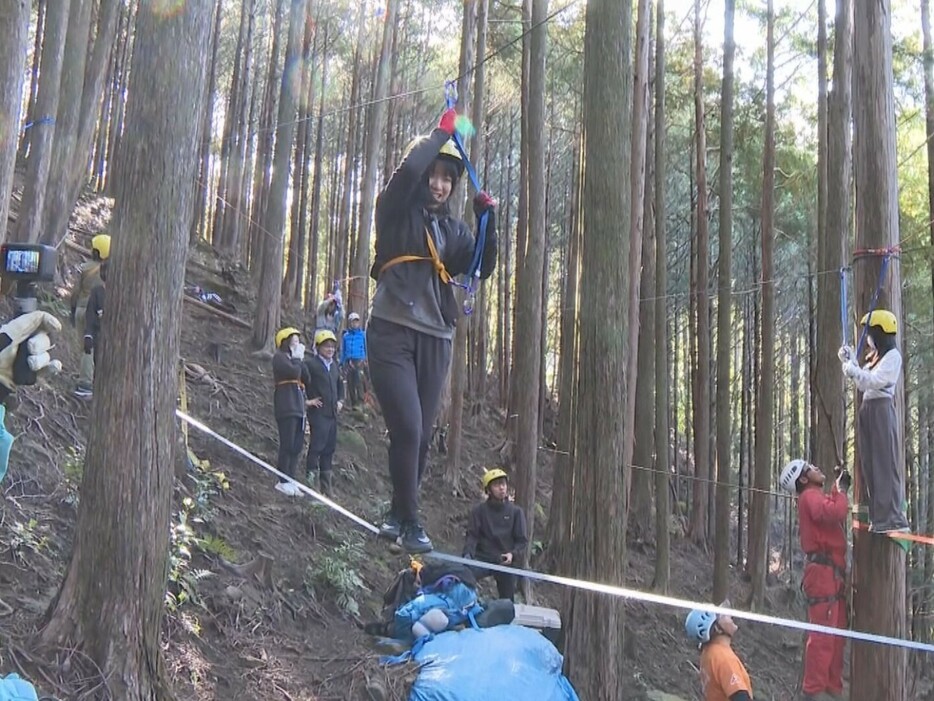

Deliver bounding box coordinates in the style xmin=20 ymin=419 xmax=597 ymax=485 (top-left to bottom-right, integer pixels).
xmin=0 ymin=405 xmax=15 ymax=485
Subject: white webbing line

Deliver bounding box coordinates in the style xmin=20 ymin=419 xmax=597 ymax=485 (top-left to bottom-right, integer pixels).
xmin=176 ymin=408 xmax=934 ymax=654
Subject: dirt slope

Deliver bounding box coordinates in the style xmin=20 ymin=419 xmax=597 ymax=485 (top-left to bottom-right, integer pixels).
xmin=0 ymin=193 xmax=861 ymax=701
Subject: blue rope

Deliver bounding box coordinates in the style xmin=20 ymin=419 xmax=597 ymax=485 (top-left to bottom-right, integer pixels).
xmin=839 ymin=267 xmax=849 ymax=347
xmin=22 ymin=116 xmax=54 ymax=131
xmin=855 ymin=254 xmax=892 ymax=357
xmin=444 ymin=81 xmax=489 ymax=315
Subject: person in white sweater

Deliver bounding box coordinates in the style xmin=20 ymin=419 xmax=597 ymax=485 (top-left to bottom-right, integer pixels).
xmin=838 ymin=309 xmax=909 ymax=533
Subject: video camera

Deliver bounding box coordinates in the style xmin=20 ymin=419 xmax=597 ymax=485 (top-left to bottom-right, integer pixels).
xmin=0 ymin=243 xmax=57 ymax=316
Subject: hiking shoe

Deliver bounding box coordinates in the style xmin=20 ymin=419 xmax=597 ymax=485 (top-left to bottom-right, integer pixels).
xmin=378 ymin=514 xmax=402 ymax=542
xmin=275 ymin=481 xmax=300 ymax=496
xmin=73 ymin=386 xmax=93 ymax=398
xmin=401 ymin=522 xmax=433 ymax=554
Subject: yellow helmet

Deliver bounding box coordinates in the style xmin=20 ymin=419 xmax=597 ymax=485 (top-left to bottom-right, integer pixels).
xmin=314 ymin=329 xmax=337 ymax=346
xmin=860 ymin=309 xmax=897 ymax=334
xmin=275 ymin=327 xmax=300 ymax=348
xmin=481 ymin=468 xmax=508 ymax=490
xmin=91 ymin=233 xmax=111 ymax=260
xmin=403 ymin=136 xmax=464 ymax=175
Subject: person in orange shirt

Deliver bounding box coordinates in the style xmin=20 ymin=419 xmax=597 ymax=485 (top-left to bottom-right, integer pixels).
xmin=779 ymin=459 xmax=849 ymax=700
xmin=685 ymin=608 xmax=753 ymax=701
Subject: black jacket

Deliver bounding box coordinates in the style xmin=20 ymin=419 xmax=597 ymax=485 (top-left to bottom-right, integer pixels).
xmin=371 ymin=128 xmax=497 ymax=339
xmin=303 ymin=355 xmax=344 ymax=418
xmin=272 ymin=350 xmax=306 ymax=419
xmin=463 ymin=498 xmax=529 ymax=562
xmin=84 ymin=283 xmax=105 ymax=341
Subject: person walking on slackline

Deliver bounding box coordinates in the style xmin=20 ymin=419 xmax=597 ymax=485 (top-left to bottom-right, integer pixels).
xmin=779 ymin=459 xmax=849 ymax=700
xmin=367 ymin=107 xmax=498 ymax=554
xmin=838 ymin=309 xmax=910 ymax=533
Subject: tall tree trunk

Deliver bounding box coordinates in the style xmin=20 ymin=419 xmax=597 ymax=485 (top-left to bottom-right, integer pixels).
xmin=40 ymin=4 xmax=211 ymax=698
xmin=713 ymin=0 xmax=735 ymax=604
xmin=923 ymin=0 xmax=934 ymax=375
xmin=817 ymin=0 xmax=851 ymax=480
xmin=564 ymin=0 xmax=632 ymax=696
xmin=18 ymin=0 xmax=45 ymax=165
xmin=42 ymin=0 xmax=120 ymax=246
xmin=446 ymin=0 xmax=482 ymax=484
xmin=250 ymin=0 xmax=308 ymax=349
xmin=749 ymin=0 xmax=776 ymax=609
xmin=513 ymin=0 xmax=547 ymax=574
xmin=626 ymin=0 xmax=653 ymax=543
xmin=304 ymin=26 xmax=329 ymax=311
xmin=349 ymin=0 xmax=398 ymax=315
xmin=249 ymin=0 xmax=287 ymax=267
xmin=106 ymin=1 xmax=134 ymax=198
xmin=689 ymin=0 xmax=711 ymax=547
xmin=13 ymin=0 xmax=69 ymax=244
xmin=0 ymin=1 xmax=32 ymax=241
xmin=851 ymin=0 xmax=907 ymax=695
xmin=545 ymin=131 xmax=581 ymax=572
xmin=191 ymin=0 xmax=224 ymax=244
xmin=652 ymin=0 xmax=670 ymax=593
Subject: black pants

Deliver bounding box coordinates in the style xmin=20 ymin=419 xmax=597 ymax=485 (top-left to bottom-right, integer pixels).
xmin=345 ymin=360 xmax=367 ymax=407
xmin=367 ymin=317 xmax=452 ymax=524
xmin=276 ymin=415 xmax=304 ymax=481
xmin=306 ymin=412 xmax=337 ymax=476
xmin=471 ymin=556 xmax=517 ymax=601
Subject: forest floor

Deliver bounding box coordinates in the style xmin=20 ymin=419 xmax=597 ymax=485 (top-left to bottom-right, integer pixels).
xmin=0 ymin=190 xmax=925 ymax=700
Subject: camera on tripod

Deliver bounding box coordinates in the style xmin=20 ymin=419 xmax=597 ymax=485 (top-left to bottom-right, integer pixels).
xmin=0 ymin=243 xmax=56 ymax=316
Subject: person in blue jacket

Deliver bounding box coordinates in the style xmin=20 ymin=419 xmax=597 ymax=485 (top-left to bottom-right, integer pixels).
xmin=342 ymin=312 xmax=368 ymax=409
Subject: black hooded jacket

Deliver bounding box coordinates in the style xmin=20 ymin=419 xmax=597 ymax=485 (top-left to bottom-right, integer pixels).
xmin=370 ymin=128 xmax=497 ymax=339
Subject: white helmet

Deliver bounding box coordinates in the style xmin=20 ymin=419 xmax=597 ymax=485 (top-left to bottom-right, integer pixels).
xmin=779 ymin=459 xmax=808 ymax=494
xmin=348 ymin=312 xmax=361 ymax=322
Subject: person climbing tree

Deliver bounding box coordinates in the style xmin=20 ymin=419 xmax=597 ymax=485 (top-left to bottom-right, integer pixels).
xmin=316 ymin=293 xmax=341 ymax=335
xmin=341 ymin=312 xmax=367 ymax=409
xmin=79 ymin=258 xmax=109 ymax=400
xmin=304 ymin=329 xmax=343 ymax=497
xmin=684 ymin=608 xmax=753 ymax=701
xmin=462 ymin=468 xmax=528 ymax=602
xmin=367 ymin=107 xmax=498 ymax=554
xmin=272 ymin=326 xmax=307 ymax=496
xmin=779 ymin=459 xmax=849 ymax=700
xmin=838 ymin=309 xmax=909 ymax=533
xmin=71 ymin=233 xmax=110 ymax=398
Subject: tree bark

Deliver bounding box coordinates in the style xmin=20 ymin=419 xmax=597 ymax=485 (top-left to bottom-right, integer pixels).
xmin=689 ymin=0 xmax=711 ymax=547
xmin=349 ymin=0 xmax=398 ymax=315
xmin=0 ymin=1 xmax=31 ymax=242
xmin=18 ymin=0 xmax=45 ymax=165
xmin=851 ymin=0 xmax=908 ymax=695
xmin=250 ymin=0 xmax=308 ymax=349
xmin=512 ymin=0 xmax=547 ymax=574
xmin=564 ymin=0 xmax=631 ymax=696
xmin=304 ymin=26 xmax=329 ymax=310
xmin=14 ymin=0 xmax=71 ymax=244
xmin=545 ymin=131 xmax=581 ymax=573
xmin=40 ymin=4 xmax=212 ymax=699
xmin=652 ymin=0 xmax=670 ymax=593
xmin=749 ymin=0 xmax=776 ymax=609
xmin=627 ymin=0 xmax=653 ymax=544
xmin=713 ymin=0 xmax=736 ymax=604
xmin=42 ymin=0 xmax=120 ymax=246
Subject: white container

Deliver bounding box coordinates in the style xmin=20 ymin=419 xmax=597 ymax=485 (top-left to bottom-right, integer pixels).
xmin=513 ymin=603 xmax=561 ymax=630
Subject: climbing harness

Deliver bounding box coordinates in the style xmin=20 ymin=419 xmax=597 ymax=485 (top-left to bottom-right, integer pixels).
xmin=175 ymin=407 xmax=934 ymax=654
xmin=444 ymin=80 xmax=490 ymax=316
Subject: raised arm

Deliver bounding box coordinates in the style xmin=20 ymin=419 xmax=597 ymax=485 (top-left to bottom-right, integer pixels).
xmin=376 ymin=128 xmax=452 ymax=227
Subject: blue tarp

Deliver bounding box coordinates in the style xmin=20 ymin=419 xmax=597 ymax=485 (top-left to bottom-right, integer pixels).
xmin=409 ymin=625 xmax=579 ymax=701
xmin=0 ymin=673 xmax=38 ymax=701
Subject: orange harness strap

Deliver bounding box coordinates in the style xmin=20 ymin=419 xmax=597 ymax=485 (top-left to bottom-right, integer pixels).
xmin=377 ymin=226 xmax=453 ymax=284
xmin=276 ymin=379 xmax=304 ymax=389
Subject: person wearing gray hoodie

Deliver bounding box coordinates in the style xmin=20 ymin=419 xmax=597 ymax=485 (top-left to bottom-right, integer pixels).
xmin=368 ymin=108 xmax=497 ymax=554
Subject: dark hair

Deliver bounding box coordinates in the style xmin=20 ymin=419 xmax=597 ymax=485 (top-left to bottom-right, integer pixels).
xmin=867 ymin=325 xmax=896 ymax=357
xmin=279 ymin=338 xmax=292 ymax=353
xmin=99 ymin=260 xmax=109 ymax=282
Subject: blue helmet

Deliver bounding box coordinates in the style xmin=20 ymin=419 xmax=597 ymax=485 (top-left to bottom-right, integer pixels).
xmin=685 ymin=609 xmax=717 ymax=644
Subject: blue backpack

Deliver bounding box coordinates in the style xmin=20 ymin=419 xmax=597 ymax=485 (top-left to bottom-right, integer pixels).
xmin=0 ymin=674 xmax=38 ymax=701
xmin=392 ymin=575 xmax=483 ymax=641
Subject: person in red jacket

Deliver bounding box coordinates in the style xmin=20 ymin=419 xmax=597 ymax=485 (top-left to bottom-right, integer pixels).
xmin=779 ymin=459 xmax=850 ymax=701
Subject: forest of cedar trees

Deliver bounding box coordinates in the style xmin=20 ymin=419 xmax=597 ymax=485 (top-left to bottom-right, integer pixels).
xmin=3 ymin=0 xmax=934 ymax=699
